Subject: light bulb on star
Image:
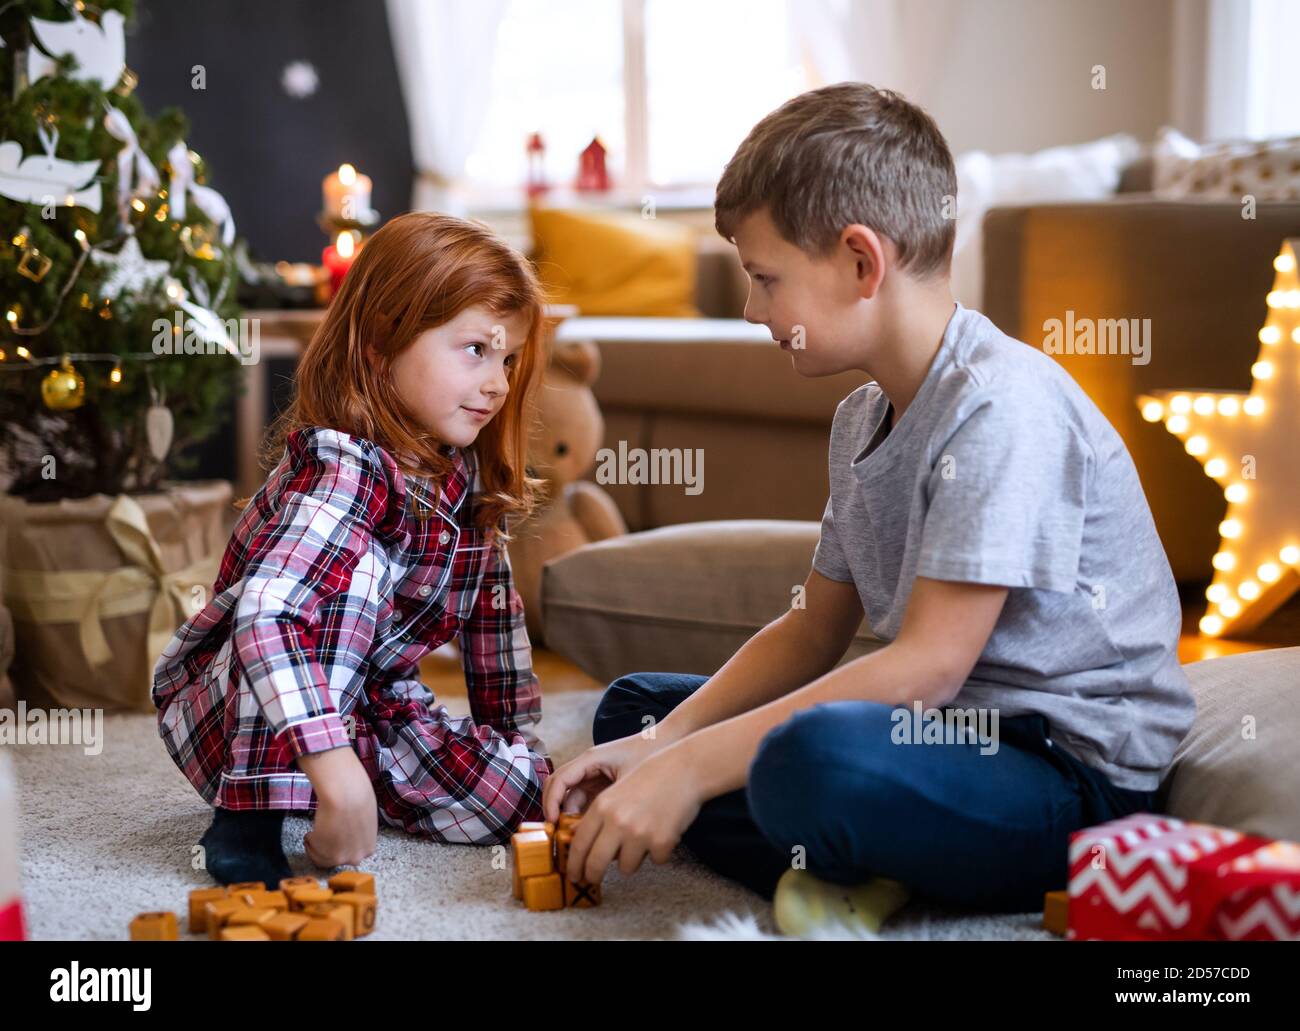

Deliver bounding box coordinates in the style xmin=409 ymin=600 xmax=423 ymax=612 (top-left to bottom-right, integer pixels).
xmin=1138 ymin=238 xmax=1300 ymax=638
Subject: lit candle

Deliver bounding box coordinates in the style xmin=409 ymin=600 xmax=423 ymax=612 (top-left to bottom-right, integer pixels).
xmin=322 ymin=163 xmax=373 ymax=222
xmin=322 ymin=230 xmax=359 ymax=296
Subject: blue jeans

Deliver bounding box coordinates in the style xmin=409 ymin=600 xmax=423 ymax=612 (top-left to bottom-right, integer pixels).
xmin=592 ymin=671 xmax=1162 ymax=911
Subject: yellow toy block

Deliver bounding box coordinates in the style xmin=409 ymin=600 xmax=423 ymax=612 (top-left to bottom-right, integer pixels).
xmin=297 ymin=917 xmax=346 ymax=940
xmin=204 ymin=897 xmax=250 ymax=940
xmin=555 ymin=828 xmax=574 ymax=873
xmin=303 ymin=902 xmax=354 ymax=941
xmin=226 ymin=881 xmax=265 ymax=893
xmin=129 ymin=912 xmax=179 ymax=940
xmin=187 ymin=887 xmax=227 ymax=933
xmin=287 ymin=885 xmax=334 ymax=910
xmin=517 ymin=821 xmax=555 ymax=837
xmin=280 ymin=876 xmax=319 ymax=894
xmin=523 ymin=872 xmax=564 ymax=911
xmin=226 ymin=907 xmax=277 ymax=929
xmin=333 ymin=892 xmax=378 ymax=937
xmin=219 ymin=925 xmax=271 ymax=941
xmin=262 ymin=912 xmax=310 ymax=941
xmin=328 ymin=871 xmax=375 ymax=897
xmin=238 ymin=889 xmax=289 ymax=911
xmin=564 ymin=879 xmax=601 ymax=908
xmin=1043 ymin=890 xmax=1069 ymax=937
xmin=513 ymin=830 xmax=554 ymax=878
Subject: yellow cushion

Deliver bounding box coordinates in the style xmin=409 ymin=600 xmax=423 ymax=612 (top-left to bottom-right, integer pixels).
xmin=529 ymin=206 xmax=700 ymax=317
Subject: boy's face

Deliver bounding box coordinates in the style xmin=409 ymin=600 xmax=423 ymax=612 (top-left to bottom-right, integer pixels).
xmin=732 ymin=206 xmax=876 ymax=377
xmin=389 ymin=305 xmax=529 ymax=448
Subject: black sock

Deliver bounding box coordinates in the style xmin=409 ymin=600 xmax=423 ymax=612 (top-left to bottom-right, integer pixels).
xmin=199 ymin=807 xmax=292 ymax=887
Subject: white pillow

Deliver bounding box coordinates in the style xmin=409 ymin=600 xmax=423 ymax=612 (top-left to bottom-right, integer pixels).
xmin=951 ymin=134 xmax=1142 ymax=309
xmin=1153 ymin=126 xmax=1300 ymax=201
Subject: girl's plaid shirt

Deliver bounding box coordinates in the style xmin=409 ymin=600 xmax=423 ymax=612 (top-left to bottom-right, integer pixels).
xmin=152 ymin=427 xmax=551 ymax=839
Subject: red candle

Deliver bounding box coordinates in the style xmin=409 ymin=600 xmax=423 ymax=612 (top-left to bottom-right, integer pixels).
xmin=322 ymin=231 xmax=358 ymax=296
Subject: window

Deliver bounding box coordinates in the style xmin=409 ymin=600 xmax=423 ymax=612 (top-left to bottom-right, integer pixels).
xmin=461 ymin=0 xmax=809 ymax=199
xmin=1245 ymin=0 xmax=1300 ymax=139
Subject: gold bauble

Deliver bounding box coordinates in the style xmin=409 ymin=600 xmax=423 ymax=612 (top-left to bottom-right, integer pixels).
xmin=41 ymin=357 xmax=86 ymax=411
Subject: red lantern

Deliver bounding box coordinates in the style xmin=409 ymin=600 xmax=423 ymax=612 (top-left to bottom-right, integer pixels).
xmin=526 ymin=132 xmax=549 ymax=198
xmin=576 ymin=136 xmax=609 ymax=192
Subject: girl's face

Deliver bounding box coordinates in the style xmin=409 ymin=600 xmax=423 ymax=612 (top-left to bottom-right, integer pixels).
xmin=389 ymin=304 xmax=530 ymax=449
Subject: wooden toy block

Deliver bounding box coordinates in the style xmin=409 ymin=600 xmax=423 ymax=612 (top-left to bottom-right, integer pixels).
xmin=226 ymin=907 xmax=278 ymax=929
xmin=297 ymin=917 xmax=346 ymax=941
xmin=517 ymin=821 xmax=555 ymax=837
xmin=262 ymin=912 xmax=310 ymax=941
xmin=513 ymin=830 xmax=554 ymax=878
xmin=557 ymin=813 xmax=581 ymax=833
xmin=226 ymin=881 xmax=265 ymax=893
xmin=564 ymin=879 xmax=601 ymax=908
xmin=279 ymin=876 xmax=319 ymax=894
xmin=187 ymin=887 xmax=227 ymax=933
xmin=555 ymin=828 xmax=574 ymax=873
xmin=287 ymin=885 xmax=334 ymax=910
xmin=1043 ymin=890 xmax=1069 ymax=936
xmin=522 ymin=872 xmax=564 ymax=911
xmin=303 ymin=902 xmax=355 ymax=941
xmin=129 ymin=912 xmax=179 ymax=940
xmin=238 ymin=889 xmax=289 ymax=911
xmin=332 ymin=892 xmax=378 ymax=937
xmin=512 ymin=861 xmax=523 ymax=900
xmin=205 ymin=897 xmax=250 ymax=940
xmin=219 ymin=925 xmax=271 ymax=941
xmin=328 ymin=871 xmax=375 ymax=897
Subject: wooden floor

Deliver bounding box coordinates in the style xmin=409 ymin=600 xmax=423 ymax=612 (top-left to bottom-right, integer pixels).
xmin=419 ymin=644 xmax=602 ymax=703
xmin=420 ymin=590 xmax=1300 ymax=697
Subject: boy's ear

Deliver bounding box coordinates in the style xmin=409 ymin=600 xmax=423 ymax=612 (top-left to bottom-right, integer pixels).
xmin=840 ymin=223 xmax=887 ymax=300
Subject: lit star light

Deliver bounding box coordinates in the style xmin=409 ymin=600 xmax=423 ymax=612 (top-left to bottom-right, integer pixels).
xmin=1137 ymin=238 xmax=1300 ymax=638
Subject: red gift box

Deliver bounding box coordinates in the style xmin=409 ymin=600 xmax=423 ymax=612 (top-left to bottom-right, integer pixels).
xmin=1068 ymin=813 xmax=1300 ymax=941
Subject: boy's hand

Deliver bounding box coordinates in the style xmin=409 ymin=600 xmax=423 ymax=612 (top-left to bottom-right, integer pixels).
xmin=563 ymin=748 xmax=704 ymax=883
xmin=542 ymin=732 xmax=668 ymax=823
xmin=298 ymin=746 xmax=378 ymax=868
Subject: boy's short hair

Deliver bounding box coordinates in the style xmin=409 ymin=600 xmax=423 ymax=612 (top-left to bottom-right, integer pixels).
xmin=715 ymin=82 xmax=957 ymax=279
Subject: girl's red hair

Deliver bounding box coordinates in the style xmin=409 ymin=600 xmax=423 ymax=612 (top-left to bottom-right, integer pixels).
xmin=248 ymin=211 xmax=546 ymax=536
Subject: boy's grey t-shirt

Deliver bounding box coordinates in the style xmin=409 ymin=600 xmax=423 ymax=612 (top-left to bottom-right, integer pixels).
xmin=813 ymin=302 xmax=1195 ymax=792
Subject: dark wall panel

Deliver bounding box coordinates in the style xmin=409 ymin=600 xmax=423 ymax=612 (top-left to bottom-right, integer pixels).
xmin=127 ymin=0 xmax=414 ymax=264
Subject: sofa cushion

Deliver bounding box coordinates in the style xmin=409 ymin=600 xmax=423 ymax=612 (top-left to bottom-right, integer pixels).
xmin=541 ymin=520 xmax=882 ymax=685
xmin=530 ymin=206 xmax=700 ymax=317
xmin=1161 ymin=646 xmax=1300 ymax=842
xmin=1154 ymin=126 xmax=1300 ymax=201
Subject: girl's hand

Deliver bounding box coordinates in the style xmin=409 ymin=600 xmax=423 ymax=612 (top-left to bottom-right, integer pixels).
xmin=563 ymin=748 xmax=704 ymax=884
xmin=542 ymin=731 xmax=670 ymax=823
xmin=298 ymin=747 xmax=378 ymax=868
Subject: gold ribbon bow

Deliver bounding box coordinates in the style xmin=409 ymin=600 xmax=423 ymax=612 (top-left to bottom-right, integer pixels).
xmin=3 ymin=493 xmax=221 ymax=684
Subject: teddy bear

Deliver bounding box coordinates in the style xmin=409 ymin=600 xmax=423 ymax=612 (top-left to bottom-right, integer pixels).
xmin=508 ymin=338 xmax=627 ymax=641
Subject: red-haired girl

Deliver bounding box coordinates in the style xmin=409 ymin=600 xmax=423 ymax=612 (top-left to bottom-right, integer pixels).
xmin=153 ymin=212 xmax=550 ymax=885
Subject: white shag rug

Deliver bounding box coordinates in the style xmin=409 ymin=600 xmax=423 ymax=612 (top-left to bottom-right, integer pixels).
xmin=11 ymin=689 xmax=1053 ymax=940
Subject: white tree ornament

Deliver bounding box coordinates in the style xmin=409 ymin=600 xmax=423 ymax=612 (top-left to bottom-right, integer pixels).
xmin=26 ymin=10 xmax=127 ymax=91
xmin=104 ymin=105 xmax=160 ymax=216
xmin=90 ymin=234 xmax=170 ymax=300
xmin=0 ymin=128 xmax=101 ymax=211
xmin=174 ymin=269 xmax=239 ymax=358
xmin=166 ymin=141 xmax=236 ymax=245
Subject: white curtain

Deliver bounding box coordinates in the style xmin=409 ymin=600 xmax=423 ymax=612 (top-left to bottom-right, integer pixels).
xmin=1171 ymin=0 xmax=1300 ymax=142
xmin=386 ymin=0 xmax=509 ymax=214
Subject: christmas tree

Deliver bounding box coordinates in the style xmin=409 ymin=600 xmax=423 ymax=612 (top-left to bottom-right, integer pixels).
xmin=0 ymin=0 xmax=242 ymax=501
